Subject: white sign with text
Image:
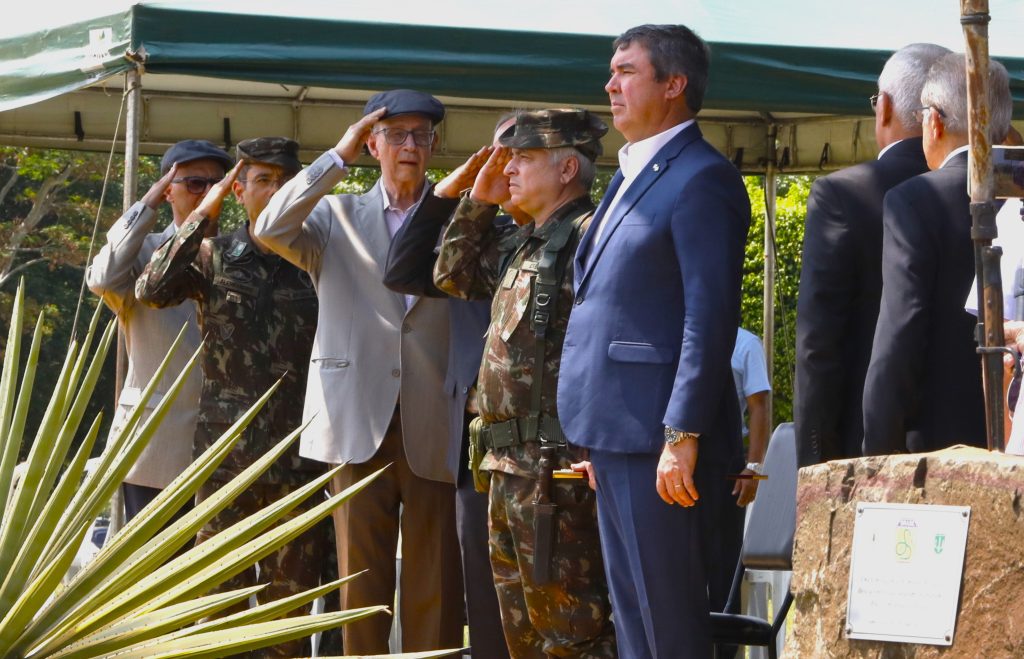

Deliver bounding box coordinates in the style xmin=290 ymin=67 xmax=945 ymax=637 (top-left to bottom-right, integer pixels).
xmin=846 ymin=502 xmax=970 ymax=645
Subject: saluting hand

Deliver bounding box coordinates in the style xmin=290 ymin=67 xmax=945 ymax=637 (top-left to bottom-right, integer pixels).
xmin=195 ymin=160 xmax=244 ymax=228
xmin=142 ymin=164 xmax=178 ymax=211
xmin=470 ymin=146 xmax=513 ymax=206
xmin=435 ymin=145 xmax=494 ymax=199
xmin=334 ymin=107 xmax=388 ymax=164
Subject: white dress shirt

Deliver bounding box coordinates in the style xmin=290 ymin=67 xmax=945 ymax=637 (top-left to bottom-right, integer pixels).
xmin=590 ymin=119 xmax=695 ymax=245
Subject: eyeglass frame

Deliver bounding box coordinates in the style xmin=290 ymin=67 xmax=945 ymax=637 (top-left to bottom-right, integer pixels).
xmin=869 ymin=93 xmax=881 ymax=111
xmin=914 ymin=105 xmax=947 ymax=122
xmin=171 ymin=176 xmax=222 ymax=194
xmin=371 ymin=127 xmax=436 ymax=147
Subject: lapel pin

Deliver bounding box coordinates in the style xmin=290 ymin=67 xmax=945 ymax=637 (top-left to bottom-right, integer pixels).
xmin=652 ymin=163 xmax=661 ymax=172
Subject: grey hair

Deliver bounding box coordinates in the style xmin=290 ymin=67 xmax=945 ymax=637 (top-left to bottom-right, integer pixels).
xmin=549 ymin=146 xmax=596 ymax=191
xmin=921 ymin=52 xmax=1012 ymax=142
xmin=877 ymin=43 xmax=952 ymax=130
xmin=494 ymin=110 xmax=520 ymax=132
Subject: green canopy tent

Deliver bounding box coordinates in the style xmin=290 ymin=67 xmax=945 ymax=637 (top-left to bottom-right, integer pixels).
xmin=4 ymin=1 xmax=1022 ymax=168
xmin=2 ymin=0 xmax=1023 ymax=423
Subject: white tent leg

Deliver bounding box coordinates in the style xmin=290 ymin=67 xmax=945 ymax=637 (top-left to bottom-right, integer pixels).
xmin=762 ymin=126 xmax=778 ymax=425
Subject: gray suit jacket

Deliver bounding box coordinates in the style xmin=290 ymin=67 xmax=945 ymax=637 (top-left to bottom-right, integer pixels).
xmin=255 ymin=153 xmax=454 ymax=483
xmin=87 ymin=201 xmax=203 ymax=489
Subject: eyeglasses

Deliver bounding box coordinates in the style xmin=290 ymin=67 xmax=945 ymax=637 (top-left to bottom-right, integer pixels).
xmin=869 ymin=93 xmax=880 ymax=111
xmin=914 ymin=105 xmax=946 ymax=122
xmin=238 ymin=174 xmax=290 ymax=188
xmin=372 ymin=127 xmax=435 ymax=147
xmin=172 ymin=176 xmax=221 ymax=194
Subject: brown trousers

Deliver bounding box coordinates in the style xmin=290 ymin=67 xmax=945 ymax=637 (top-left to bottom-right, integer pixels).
xmin=330 ymin=408 xmax=463 ymax=654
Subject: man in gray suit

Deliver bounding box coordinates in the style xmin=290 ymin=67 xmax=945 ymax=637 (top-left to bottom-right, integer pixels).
xmin=255 ymin=90 xmax=461 ymax=654
xmin=88 ymin=139 xmax=232 ymax=522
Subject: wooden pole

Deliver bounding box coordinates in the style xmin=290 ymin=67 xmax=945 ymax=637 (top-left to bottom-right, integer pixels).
xmin=961 ymin=0 xmax=1005 ymax=452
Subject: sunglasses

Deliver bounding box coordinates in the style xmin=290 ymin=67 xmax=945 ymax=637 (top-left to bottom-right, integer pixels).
xmin=172 ymin=176 xmax=222 ymax=194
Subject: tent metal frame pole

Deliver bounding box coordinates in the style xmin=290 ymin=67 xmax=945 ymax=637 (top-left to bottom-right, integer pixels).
xmin=110 ymin=65 xmax=143 ymax=540
xmin=123 ymin=66 xmax=142 ymax=210
xmin=763 ymin=123 xmax=778 ymax=426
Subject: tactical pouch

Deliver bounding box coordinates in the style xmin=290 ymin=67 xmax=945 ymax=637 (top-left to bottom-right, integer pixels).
xmin=468 ymin=416 xmax=490 ymax=493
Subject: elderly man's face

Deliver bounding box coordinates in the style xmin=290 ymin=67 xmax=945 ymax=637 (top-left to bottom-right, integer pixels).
xmin=163 ymin=158 xmax=226 ymax=225
xmin=503 ymin=148 xmax=569 ymax=219
xmin=367 ymin=114 xmax=435 ymax=188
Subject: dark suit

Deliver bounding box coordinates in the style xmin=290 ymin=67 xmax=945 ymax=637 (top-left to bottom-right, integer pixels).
xmin=383 ymin=191 xmax=511 ymax=659
xmin=862 ymin=150 xmax=986 ymax=454
xmin=795 ymin=138 xmax=929 ymax=466
xmin=558 ymin=122 xmax=750 ymax=658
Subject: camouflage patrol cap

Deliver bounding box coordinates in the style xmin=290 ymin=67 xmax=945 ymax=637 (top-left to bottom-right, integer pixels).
xmin=499 ymin=109 xmax=608 ymax=161
xmin=235 ymin=137 xmax=302 ymax=175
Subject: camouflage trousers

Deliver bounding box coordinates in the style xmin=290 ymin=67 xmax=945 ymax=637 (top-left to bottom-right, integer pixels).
xmin=196 ymin=479 xmax=328 ymax=659
xmin=488 ymin=468 xmax=617 ymax=658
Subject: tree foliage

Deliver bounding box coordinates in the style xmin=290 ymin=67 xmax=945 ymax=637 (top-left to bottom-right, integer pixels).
xmin=741 ymin=175 xmax=808 ymax=427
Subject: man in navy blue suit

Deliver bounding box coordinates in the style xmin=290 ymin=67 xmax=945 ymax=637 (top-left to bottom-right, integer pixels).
xmin=558 ymin=24 xmax=751 ymax=658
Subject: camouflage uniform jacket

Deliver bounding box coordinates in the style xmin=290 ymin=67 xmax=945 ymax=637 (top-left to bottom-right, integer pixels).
xmin=136 ymin=213 xmax=322 ymax=485
xmin=434 ymin=194 xmax=594 ymax=479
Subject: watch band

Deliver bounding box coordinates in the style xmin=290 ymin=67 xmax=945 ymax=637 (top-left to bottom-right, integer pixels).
xmin=664 ymin=427 xmax=700 ymax=446
xmin=745 ymin=461 xmax=764 ymax=475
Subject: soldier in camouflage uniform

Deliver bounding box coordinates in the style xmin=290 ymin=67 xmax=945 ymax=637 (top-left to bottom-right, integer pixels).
xmin=136 ymin=137 xmax=326 ymax=658
xmin=434 ymin=109 xmax=616 ymax=658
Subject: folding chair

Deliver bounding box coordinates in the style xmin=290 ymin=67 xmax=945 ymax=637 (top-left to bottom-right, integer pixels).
xmin=711 ymin=422 xmax=798 ymax=659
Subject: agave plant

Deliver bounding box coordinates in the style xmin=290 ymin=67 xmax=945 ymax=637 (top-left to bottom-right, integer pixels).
xmin=0 ymin=281 xmax=459 ymax=658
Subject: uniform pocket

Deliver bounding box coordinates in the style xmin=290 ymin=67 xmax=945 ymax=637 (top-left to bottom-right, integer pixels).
xmin=495 ymin=269 xmax=533 ymax=342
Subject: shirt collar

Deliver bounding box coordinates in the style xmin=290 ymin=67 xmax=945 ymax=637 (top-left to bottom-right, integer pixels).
xmin=530 ymin=195 xmax=595 ymax=241
xmin=617 ymin=119 xmax=695 ymax=182
xmin=940 ymin=144 xmax=970 ymax=169
xmin=877 ymin=138 xmax=906 ymax=160
xmin=380 ymin=179 xmax=430 ymax=215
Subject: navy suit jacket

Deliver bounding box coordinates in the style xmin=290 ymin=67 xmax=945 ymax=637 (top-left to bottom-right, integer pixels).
xmin=558 ymin=122 xmax=750 ymax=463
xmin=794 ymin=138 xmax=929 ymax=466
xmin=862 ymin=151 xmax=986 ymax=454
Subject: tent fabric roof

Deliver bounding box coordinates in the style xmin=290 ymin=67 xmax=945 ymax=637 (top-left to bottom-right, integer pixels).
xmin=1 ymin=2 xmax=1022 ymax=173
xmin=4 ymin=3 xmax=1023 ymax=116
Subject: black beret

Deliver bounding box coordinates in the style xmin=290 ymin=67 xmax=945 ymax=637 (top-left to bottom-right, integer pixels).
xmin=235 ymin=137 xmax=302 ymax=175
xmin=363 ymin=89 xmax=446 ymax=125
xmin=160 ymin=139 xmax=233 ymax=175
xmin=499 ymin=109 xmax=608 ymax=161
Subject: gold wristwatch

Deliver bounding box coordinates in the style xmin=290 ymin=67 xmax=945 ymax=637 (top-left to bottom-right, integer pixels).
xmin=664 ymin=427 xmax=700 ymax=446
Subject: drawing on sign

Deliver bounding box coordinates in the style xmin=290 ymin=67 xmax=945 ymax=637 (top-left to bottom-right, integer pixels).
xmin=895 ymin=528 xmax=913 ymax=561
xmin=934 ymin=533 xmax=945 ymax=554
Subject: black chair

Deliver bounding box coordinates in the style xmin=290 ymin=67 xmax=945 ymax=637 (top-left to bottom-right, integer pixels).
xmin=711 ymin=422 xmax=798 ymax=659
